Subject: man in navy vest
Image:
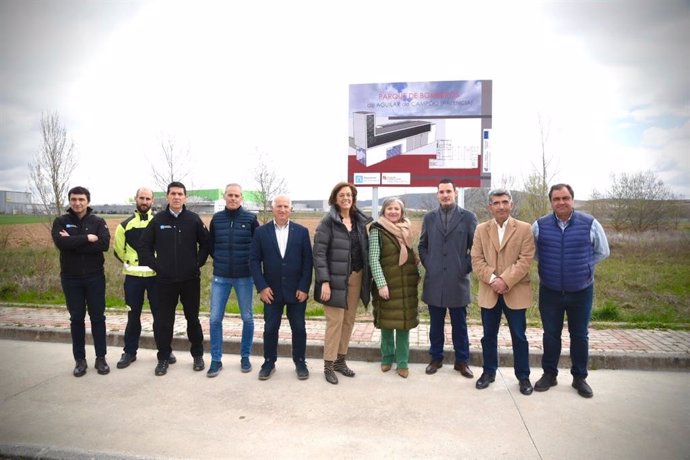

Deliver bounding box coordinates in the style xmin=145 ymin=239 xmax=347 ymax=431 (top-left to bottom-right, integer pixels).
xmin=207 ymin=183 xmax=259 ymax=377
xmin=532 ymin=184 xmax=609 ymax=398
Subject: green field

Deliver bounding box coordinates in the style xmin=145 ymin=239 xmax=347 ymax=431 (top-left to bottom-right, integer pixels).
xmin=0 ymin=221 xmax=688 ymax=329
xmin=0 ymin=214 xmax=52 ymax=225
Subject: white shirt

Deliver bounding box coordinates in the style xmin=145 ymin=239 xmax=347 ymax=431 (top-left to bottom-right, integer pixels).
xmin=489 ymin=217 xmax=511 ymax=284
xmin=496 ymin=216 xmax=511 ymax=246
xmin=274 ymin=219 xmax=289 ymax=258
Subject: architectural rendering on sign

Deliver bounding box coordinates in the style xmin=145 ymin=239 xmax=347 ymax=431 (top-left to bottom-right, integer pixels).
xmin=348 ymin=80 xmax=492 ymax=188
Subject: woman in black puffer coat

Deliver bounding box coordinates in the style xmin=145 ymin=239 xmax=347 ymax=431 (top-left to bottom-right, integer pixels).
xmin=313 ymin=182 xmax=372 ymax=385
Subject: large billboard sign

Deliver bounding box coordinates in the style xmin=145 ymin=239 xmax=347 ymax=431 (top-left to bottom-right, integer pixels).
xmin=348 ymin=80 xmax=492 ymax=188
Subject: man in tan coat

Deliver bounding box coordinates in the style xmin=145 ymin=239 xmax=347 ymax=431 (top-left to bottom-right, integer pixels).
xmin=471 ymin=189 xmax=535 ymax=395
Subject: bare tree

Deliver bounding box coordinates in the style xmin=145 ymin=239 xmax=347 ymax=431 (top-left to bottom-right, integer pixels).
xmin=519 ymin=114 xmax=556 ymax=223
xmin=28 ymin=112 xmax=77 ymax=216
xmin=605 ymin=170 xmax=675 ymax=232
xmin=253 ymin=151 xmax=288 ymax=223
xmin=585 ymin=188 xmax=606 ymax=221
xmin=151 ymin=136 xmax=191 ymax=191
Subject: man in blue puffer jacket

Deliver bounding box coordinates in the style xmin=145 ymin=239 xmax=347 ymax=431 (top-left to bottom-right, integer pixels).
xmin=207 ymin=183 xmax=259 ymax=377
xmin=532 ymin=183 xmax=609 ymax=398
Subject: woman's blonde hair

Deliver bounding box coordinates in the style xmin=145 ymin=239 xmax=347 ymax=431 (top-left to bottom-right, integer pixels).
xmin=379 ymin=197 xmax=406 ymax=220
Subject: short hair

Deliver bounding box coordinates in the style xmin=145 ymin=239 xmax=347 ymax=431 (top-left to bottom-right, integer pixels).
xmin=549 ymin=183 xmax=574 ymax=200
xmin=328 ymin=182 xmax=358 ymax=211
xmin=438 ymin=178 xmax=456 ymax=189
xmin=225 ymin=183 xmax=242 ymax=193
xmin=488 ymin=188 xmax=512 ymax=204
xmin=167 ymin=181 xmax=186 ymax=195
xmin=272 ymin=195 xmax=292 ymax=207
xmin=379 ymin=197 xmax=406 ymax=219
xmin=68 ymin=186 xmax=90 ymax=202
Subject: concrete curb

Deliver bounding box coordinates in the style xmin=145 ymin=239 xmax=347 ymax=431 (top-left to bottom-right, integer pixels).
xmin=2 ymin=326 xmax=688 ymax=371
xmin=0 ymin=443 xmax=153 ymax=460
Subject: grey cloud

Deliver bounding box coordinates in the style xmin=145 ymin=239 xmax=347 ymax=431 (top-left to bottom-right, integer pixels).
xmin=545 ymin=1 xmax=690 ymax=113
xmin=0 ymin=0 xmax=141 ymax=191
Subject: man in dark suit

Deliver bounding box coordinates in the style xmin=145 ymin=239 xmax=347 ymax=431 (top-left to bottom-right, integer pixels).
xmin=419 ymin=178 xmax=478 ymax=378
xmin=250 ymin=195 xmax=313 ymax=381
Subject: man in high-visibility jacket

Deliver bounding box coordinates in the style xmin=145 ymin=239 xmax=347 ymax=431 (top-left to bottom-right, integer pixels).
xmin=113 ymin=187 xmax=175 ymax=368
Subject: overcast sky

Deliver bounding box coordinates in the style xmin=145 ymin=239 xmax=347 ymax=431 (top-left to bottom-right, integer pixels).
xmin=1 ymin=0 xmax=688 ymax=205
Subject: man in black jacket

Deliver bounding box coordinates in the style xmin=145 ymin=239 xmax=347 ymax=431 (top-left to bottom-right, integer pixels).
xmin=51 ymin=186 xmax=111 ymax=377
xmin=139 ymin=182 xmax=210 ymax=376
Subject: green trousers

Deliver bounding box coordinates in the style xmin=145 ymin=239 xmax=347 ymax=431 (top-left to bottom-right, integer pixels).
xmin=380 ymin=329 xmax=410 ymax=369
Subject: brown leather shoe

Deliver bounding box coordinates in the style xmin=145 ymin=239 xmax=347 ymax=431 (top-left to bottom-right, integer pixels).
xmin=425 ymin=360 xmax=443 ymax=375
xmin=381 ymin=364 xmax=392 ymax=372
xmin=454 ymin=362 xmax=474 ymax=378
xmin=397 ymin=368 xmax=409 ymax=378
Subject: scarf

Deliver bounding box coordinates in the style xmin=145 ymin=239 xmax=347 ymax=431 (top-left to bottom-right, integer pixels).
xmin=377 ymin=216 xmax=416 ymax=266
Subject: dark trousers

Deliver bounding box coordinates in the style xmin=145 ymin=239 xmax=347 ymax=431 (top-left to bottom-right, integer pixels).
xmin=263 ymin=301 xmax=307 ymax=364
xmin=154 ymin=278 xmax=204 ymax=361
xmin=428 ymin=305 xmax=469 ymax=363
xmin=61 ymin=274 xmax=107 ymax=360
xmin=123 ymin=275 xmax=158 ymax=355
xmin=539 ymin=284 xmax=594 ymax=378
xmin=480 ymin=295 xmax=530 ymax=379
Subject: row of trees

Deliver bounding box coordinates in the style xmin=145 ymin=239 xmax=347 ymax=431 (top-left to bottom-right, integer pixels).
xmin=28 ymin=112 xmax=684 ymax=231
xmin=28 ymin=112 xmax=287 ymax=221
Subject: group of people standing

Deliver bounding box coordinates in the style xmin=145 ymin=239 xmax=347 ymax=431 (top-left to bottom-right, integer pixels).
xmin=52 ymin=178 xmax=609 ymax=398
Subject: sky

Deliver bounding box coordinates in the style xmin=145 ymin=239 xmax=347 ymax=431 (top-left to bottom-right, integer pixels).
xmin=1 ymin=0 xmax=688 ymax=205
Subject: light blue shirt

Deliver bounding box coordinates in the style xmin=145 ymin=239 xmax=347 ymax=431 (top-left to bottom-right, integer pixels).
xmin=532 ymin=212 xmax=610 ymax=264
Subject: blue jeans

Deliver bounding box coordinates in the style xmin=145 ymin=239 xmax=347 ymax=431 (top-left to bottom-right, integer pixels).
xmin=539 ymin=284 xmax=594 ymax=378
xmin=123 ymin=275 xmax=158 ymax=355
xmin=263 ymin=301 xmax=306 ymax=364
xmin=61 ymin=274 xmax=107 ymax=360
xmin=210 ymin=276 xmax=254 ymax=361
xmin=428 ymin=305 xmax=469 ymax=363
xmin=480 ymin=295 xmax=530 ymax=379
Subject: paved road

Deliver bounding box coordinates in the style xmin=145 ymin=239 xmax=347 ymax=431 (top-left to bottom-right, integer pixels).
xmin=0 ymin=339 xmax=688 ymax=459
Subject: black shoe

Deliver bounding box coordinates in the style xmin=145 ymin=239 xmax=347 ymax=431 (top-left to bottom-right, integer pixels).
xmin=295 ymin=361 xmax=309 ymax=380
xmin=258 ymin=362 xmax=276 ymax=381
xmin=534 ymin=373 xmax=558 ymax=392
xmin=425 ymin=360 xmax=443 ymax=375
xmin=155 ymin=360 xmax=169 ymax=376
xmin=168 ymin=352 xmax=177 ymax=364
xmin=193 ymin=356 xmax=205 ymax=371
xmin=73 ymin=359 xmax=87 ymax=377
xmin=117 ymin=353 xmax=136 ymax=369
xmin=454 ymin=362 xmax=474 ymax=379
xmin=95 ymin=357 xmax=110 ymax=375
xmin=519 ymin=378 xmax=534 ymax=395
xmin=475 ymin=372 xmax=495 ymax=389
xmin=572 ymin=377 xmax=593 ymax=398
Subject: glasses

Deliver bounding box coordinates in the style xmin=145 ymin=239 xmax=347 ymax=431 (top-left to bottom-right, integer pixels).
xmin=337 ymin=193 xmax=353 ymax=198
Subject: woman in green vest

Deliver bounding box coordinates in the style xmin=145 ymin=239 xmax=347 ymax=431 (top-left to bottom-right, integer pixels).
xmin=369 ymin=197 xmax=420 ymax=378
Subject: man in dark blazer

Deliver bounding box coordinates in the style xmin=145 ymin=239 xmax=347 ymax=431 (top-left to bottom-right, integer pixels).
xmin=250 ymin=195 xmax=313 ymax=381
xmin=419 ymin=179 xmax=478 ymax=378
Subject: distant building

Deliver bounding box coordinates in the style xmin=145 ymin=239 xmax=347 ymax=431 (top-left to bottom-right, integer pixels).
xmin=151 ymin=188 xmax=264 ymax=214
xmin=0 ymin=190 xmax=32 ymax=214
